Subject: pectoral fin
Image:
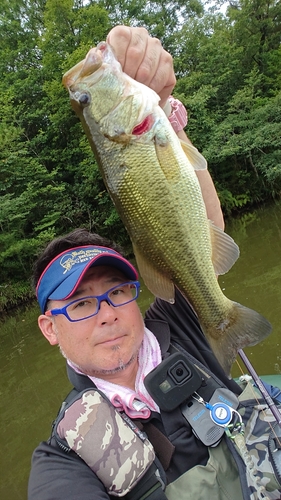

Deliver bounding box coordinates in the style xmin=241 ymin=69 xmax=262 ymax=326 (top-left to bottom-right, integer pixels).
xmin=209 ymin=221 xmax=240 ymax=275
xmin=133 ymin=244 xmax=175 ymax=303
xmin=155 ymin=140 xmax=181 ymax=182
xmin=180 ymin=141 xmax=207 ymax=171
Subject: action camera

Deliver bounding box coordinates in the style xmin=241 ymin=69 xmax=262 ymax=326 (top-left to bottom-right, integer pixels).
xmin=144 ymin=352 xmax=202 ymax=412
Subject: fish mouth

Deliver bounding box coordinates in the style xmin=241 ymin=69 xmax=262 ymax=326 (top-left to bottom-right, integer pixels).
xmin=62 ymin=46 xmax=106 ymax=90
xmin=62 ymin=42 xmax=118 ymax=91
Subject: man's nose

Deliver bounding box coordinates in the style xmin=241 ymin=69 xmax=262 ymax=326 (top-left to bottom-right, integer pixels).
xmin=97 ymin=299 xmax=117 ymax=323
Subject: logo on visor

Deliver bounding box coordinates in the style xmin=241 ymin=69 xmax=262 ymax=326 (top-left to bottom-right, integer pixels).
xmin=60 ymin=249 xmax=109 ymax=274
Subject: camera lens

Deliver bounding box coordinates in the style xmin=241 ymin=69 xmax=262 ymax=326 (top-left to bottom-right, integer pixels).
xmin=169 ymin=361 xmax=191 ymax=384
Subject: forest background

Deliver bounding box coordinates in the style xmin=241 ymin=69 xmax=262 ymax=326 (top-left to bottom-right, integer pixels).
xmin=0 ymin=0 xmax=280 ymax=311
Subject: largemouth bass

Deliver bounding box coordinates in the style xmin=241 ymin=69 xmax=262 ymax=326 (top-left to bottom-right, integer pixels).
xmin=62 ymin=42 xmax=271 ymax=375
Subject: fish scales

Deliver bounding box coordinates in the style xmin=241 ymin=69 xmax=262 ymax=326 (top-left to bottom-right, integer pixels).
xmin=62 ymin=42 xmax=272 ymax=375
xmin=91 ymin=129 xmax=219 ymax=317
xmin=98 ymin=128 xmax=233 ymax=328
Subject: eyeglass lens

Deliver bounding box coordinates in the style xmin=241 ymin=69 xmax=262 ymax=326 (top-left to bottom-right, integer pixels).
xmin=66 ymin=282 xmax=138 ymax=321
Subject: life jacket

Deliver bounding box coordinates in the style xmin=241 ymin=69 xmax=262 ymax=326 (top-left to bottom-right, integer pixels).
xmin=52 ymin=346 xmax=281 ymax=500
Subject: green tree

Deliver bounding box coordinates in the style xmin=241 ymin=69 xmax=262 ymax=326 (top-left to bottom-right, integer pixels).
xmin=228 ymin=0 xmax=281 ymax=93
xmin=98 ymin=0 xmax=204 ymax=44
xmin=173 ymin=0 xmax=281 ymax=212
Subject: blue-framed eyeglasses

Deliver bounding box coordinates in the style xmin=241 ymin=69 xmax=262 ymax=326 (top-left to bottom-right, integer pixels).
xmin=45 ymin=281 xmax=140 ymax=322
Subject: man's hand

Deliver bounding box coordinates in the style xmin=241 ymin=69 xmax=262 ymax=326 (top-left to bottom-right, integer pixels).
xmin=106 ymin=25 xmax=176 ymax=107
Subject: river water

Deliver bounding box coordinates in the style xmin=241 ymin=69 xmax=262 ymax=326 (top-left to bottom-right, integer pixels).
xmin=1 ymin=201 xmax=281 ymax=499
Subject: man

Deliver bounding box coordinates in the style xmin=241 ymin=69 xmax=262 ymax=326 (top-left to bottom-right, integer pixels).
xmin=29 ymin=227 xmax=243 ymax=499
xmin=28 ymin=26 xmax=280 ymax=500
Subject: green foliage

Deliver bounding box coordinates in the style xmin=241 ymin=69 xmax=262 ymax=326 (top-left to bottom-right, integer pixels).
xmin=173 ymin=0 xmax=281 ymax=213
xmin=0 ymin=231 xmax=56 ymax=312
xmin=0 ymin=0 xmax=280 ymax=309
xmin=98 ymin=0 xmax=203 ymax=44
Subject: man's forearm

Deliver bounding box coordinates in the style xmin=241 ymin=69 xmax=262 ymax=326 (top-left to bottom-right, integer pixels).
xmin=177 ymin=129 xmax=225 ymax=231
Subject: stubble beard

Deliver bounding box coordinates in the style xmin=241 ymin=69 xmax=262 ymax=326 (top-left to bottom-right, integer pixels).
xmin=52 ymin=318 xmax=141 ymax=378
xmin=58 ymin=343 xmax=139 ymax=377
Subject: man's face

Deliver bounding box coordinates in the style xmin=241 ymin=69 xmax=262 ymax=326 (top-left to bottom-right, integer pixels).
xmin=39 ymin=266 xmax=145 ymax=385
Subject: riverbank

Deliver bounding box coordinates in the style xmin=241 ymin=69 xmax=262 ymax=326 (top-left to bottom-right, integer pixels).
xmin=0 ymin=280 xmax=35 ymax=316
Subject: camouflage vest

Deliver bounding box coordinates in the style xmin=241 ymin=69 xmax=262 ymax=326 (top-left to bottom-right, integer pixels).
xmin=54 ymin=387 xmax=167 ymax=499
xmin=165 ymin=379 xmax=281 ymax=500
xmin=53 ymin=370 xmax=281 ymax=499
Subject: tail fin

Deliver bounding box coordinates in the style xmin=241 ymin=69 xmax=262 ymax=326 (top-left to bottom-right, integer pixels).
xmin=204 ymin=302 xmax=272 ymax=376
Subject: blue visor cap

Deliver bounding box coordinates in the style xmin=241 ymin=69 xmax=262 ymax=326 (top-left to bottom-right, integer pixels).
xmin=36 ymin=245 xmax=138 ymax=313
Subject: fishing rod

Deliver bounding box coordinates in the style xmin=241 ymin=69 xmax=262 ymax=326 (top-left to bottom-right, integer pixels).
xmin=238 ymin=349 xmax=281 ymax=427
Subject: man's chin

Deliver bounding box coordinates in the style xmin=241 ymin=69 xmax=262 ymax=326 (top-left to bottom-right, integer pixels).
xmin=65 ymin=350 xmax=138 ymax=378
xmin=89 ymin=353 xmax=137 ymax=377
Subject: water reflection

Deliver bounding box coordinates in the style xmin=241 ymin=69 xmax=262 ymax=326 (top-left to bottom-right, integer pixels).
xmin=221 ymin=203 xmax=281 ymax=377
xmin=0 ymin=305 xmax=70 ymax=499
xmin=1 ymin=201 xmax=281 ymax=499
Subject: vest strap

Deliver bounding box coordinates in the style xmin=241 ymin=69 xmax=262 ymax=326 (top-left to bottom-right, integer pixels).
xmin=125 ymin=461 xmax=167 ymax=500
xmin=137 ymin=421 xmax=175 ymax=471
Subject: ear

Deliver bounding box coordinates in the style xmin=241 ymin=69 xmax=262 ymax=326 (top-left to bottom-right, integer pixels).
xmin=38 ymin=315 xmax=59 ymax=345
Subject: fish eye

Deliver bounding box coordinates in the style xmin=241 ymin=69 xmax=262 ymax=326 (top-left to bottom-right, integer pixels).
xmin=78 ymin=93 xmax=90 ymax=107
